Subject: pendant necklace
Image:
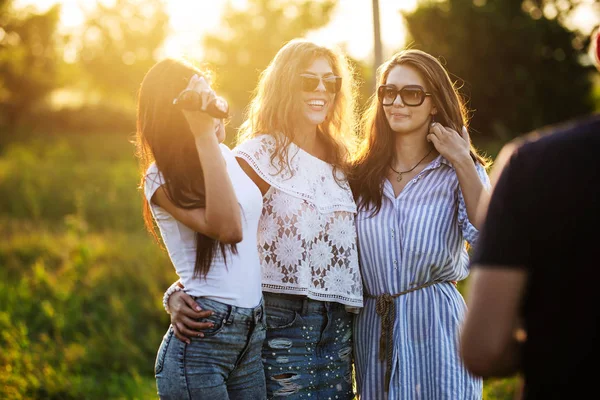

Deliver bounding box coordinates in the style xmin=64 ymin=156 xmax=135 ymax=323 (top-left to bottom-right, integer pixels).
xmin=390 ymin=148 xmax=433 ymax=182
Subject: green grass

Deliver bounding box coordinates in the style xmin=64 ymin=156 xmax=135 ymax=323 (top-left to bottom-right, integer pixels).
xmin=0 ymin=132 xmax=520 ymax=399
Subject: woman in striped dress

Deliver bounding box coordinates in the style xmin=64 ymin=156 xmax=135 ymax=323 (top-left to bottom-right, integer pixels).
xmin=350 ymin=49 xmax=490 ymax=399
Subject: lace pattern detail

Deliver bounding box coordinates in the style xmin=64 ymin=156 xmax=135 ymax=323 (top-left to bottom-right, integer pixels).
xmin=235 ymin=135 xmax=357 ymax=214
xmin=235 ymin=135 xmax=363 ymax=308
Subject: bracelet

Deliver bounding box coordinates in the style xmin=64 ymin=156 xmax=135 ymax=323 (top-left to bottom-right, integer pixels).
xmin=163 ymin=281 xmax=183 ymax=314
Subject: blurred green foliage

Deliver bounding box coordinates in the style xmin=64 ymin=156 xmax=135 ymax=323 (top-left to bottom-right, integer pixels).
xmin=402 ymin=0 xmax=595 ymax=146
xmin=75 ymin=0 xmax=169 ymax=105
xmin=0 ymin=134 xmax=140 ymax=230
xmin=0 ymin=1 xmax=63 ymax=131
xmin=0 ymin=0 xmax=168 ymax=137
xmin=0 ymin=134 xmax=175 ymax=399
xmin=1 ymin=0 xmax=597 ymax=144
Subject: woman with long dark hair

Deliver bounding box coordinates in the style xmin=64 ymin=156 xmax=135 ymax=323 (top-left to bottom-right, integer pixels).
xmin=164 ymin=39 xmax=363 ymax=399
xmin=136 ymin=58 xmax=265 ymax=399
xmin=351 ymin=49 xmax=490 ymax=399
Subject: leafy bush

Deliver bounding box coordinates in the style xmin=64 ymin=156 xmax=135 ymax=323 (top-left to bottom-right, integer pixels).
xmin=0 ymin=134 xmax=175 ymax=398
xmin=0 ymin=134 xmax=142 ymax=232
xmin=0 ymin=219 xmax=175 ymax=399
xmin=29 ymin=105 xmax=136 ymax=135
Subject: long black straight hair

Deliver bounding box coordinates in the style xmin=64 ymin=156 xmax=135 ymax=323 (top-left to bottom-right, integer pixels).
xmin=135 ymin=58 xmax=236 ymax=279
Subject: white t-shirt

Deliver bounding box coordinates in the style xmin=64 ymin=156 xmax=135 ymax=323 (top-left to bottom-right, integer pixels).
xmin=144 ymin=144 xmax=263 ymax=308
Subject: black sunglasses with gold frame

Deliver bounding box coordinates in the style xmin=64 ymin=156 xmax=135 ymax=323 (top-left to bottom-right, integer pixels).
xmin=377 ymin=84 xmax=432 ymax=107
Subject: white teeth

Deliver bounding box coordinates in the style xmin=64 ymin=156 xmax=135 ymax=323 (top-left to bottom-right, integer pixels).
xmin=307 ymin=100 xmax=325 ymax=106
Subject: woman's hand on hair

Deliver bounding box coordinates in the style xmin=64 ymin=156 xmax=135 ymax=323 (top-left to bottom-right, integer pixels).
xmin=181 ymin=74 xmax=220 ymax=140
xmin=168 ymin=290 xmax=214 ymax=343
xmin=429 ymin=124 xmax=488 ymax=229
xmin=427 ymin=123 xmax=472 ymax=166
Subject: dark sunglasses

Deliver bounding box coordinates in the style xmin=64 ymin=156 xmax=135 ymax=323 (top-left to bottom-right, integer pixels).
xmin=377 ymin=84 xmax=432 ymax=107
xmin=300 ymin=74 xmax=342 ymax=94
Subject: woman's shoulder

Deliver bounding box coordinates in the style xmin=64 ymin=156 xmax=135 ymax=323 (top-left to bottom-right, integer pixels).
xmin=235 ymin=134 xmax=355 ymax=212
xmin=233 ymin=133 xmax=284 ymax=174
xmin=145 ymin=162 xmax=163 ymax=183
xmin=145 ymin=161 xmax=158 ymax=174
xmin=143 ymin=162 xmax=165 ymax=201
xmin=234 ymin=134 xmax=277 ymax=155
xmin=218 ymin=142 xmax=236 ymax=160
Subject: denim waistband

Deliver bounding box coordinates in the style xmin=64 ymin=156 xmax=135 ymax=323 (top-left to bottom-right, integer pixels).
xmin=263 ymin=292 xmax=345 ymax=315
xmin=192 ymin=296 xmax=264 ymax=325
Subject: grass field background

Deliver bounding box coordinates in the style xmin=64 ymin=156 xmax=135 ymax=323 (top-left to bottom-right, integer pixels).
xmin=0 ymin=132 xmax=520 ymax=399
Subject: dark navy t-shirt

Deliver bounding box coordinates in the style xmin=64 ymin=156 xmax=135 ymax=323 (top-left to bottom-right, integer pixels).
xmin=471 ymin=113 xmax=600 ymax=400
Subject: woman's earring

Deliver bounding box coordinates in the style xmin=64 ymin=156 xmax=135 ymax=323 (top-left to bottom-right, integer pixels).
xmin=431 ymin=114 xmax=436 ymax=124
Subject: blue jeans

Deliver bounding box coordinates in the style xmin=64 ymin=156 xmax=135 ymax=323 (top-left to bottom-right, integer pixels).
xmin=155 ymin=297 xmax=267 ymax=400
xmin=263 ymin=292 xmax=355 ymax=399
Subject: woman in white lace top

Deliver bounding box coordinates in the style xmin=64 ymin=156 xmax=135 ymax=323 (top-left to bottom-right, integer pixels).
xmin=164 ymin=39 xmax=363 ymax=399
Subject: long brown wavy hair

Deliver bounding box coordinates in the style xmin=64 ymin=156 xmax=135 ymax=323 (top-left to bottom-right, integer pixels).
xmin=135 ymin=58 xmax=235 ymax=279
xmin=237 ymin=38 xmax=358 ymax=182
xmin=351 ymin=49 xmax=490 ymax=216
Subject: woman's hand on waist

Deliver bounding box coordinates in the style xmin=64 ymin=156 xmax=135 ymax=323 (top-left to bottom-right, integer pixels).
xmin=169 ymin=290 xmax=214 ymax=344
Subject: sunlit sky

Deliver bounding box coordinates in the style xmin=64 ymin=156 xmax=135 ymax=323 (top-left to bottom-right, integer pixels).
xmin=16 ymin=0 xmax=419 ymax=63
xmin=15 ymin=0 xmax=600 ymax=63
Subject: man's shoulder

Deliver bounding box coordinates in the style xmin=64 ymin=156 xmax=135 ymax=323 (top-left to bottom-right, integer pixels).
xmin=519 ymin=113 xmax=600 ymax=155
xmin=492 ymin=113 xmax=599 ymax=186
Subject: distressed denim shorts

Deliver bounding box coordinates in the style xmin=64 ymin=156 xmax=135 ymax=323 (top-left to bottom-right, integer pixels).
xmin=263 ymin=292 xmax=355 ymax=399
xmin=155 ymin=297 xmax=267 ymax=400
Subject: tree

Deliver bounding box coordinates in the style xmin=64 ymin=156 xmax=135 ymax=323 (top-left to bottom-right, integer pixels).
xmin=402 ymin=0 xmax=594 ymax=146
xmin=525 ymin=0 xmax=593 ymax=29
xmin=201 ymin=0 xmax=338 ymax=126
xmin=76 ymin=0 xmax=169 ymax=106
xmin=0 ymin=0 xmax=63 ymax=132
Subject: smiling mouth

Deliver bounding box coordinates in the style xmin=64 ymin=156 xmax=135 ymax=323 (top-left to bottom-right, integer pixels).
xmin=306 ymin=99 xmax=326 ymax=109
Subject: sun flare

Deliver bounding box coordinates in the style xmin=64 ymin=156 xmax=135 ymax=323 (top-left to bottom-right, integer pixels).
xmin=16 ymin=0 xmax=418 ymax=62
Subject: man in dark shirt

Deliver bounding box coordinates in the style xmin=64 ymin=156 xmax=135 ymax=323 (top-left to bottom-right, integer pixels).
xmin=460 ymin=27 xmax=600 ymax=400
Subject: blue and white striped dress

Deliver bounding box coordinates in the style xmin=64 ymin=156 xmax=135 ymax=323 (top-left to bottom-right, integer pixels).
xmin=354 ymin=155 xmax=489 ymax=400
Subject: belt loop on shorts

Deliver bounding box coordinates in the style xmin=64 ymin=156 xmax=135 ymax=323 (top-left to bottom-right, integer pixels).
xmin=301 ymin=297 xmax=310 ymax=315
xmin=255 ymin=303 xmax=264 ymax=325
xmin=224 ymin=305 xmax=234 ymax=325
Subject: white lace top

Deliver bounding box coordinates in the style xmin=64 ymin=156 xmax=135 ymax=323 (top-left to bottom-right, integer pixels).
xmin=235 ymin=134 xmax=363 ymax=310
